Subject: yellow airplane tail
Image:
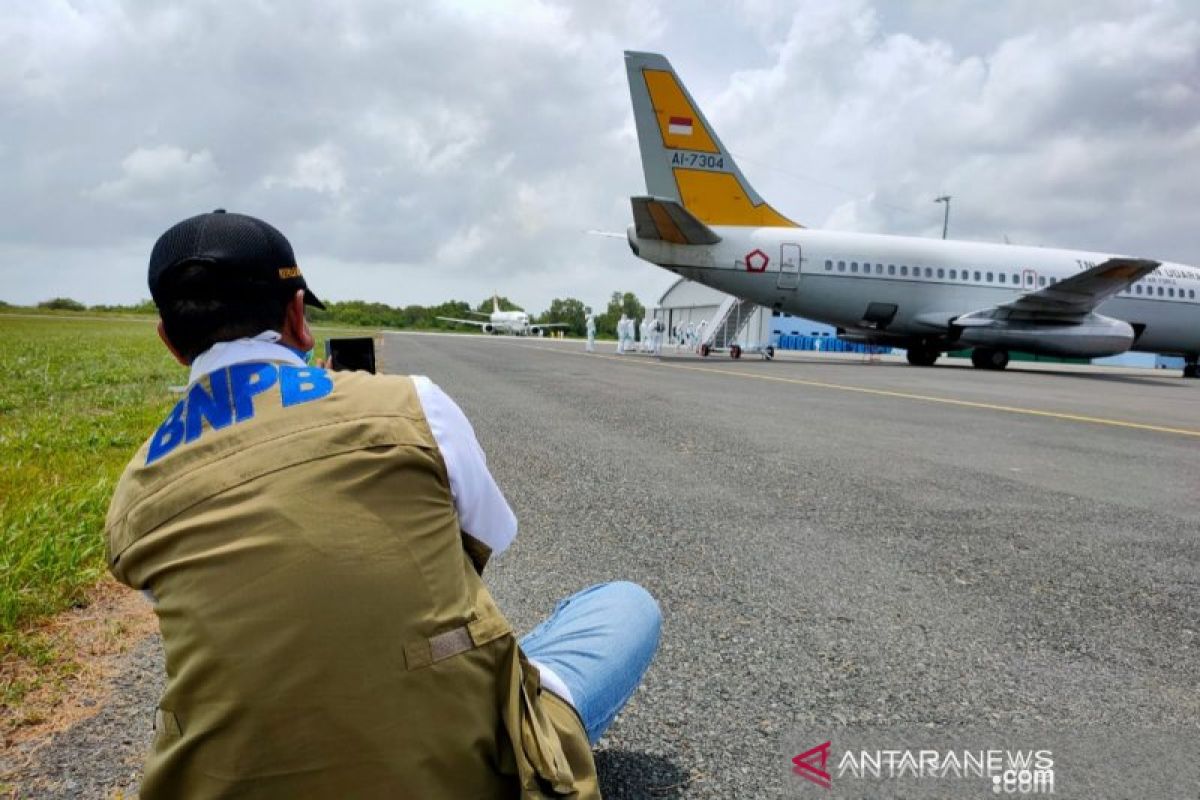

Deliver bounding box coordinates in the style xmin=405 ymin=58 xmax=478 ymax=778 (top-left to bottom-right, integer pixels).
xmin=624 ymin=51 xmax=800 ymax=229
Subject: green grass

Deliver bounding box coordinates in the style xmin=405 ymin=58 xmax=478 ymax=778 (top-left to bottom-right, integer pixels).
xmin=0 ymin=315 xmax=179 ymax=645
xmin=0 ymin=313 xmax=372 ymax=652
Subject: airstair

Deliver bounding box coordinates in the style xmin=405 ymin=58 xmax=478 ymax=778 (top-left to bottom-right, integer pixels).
xmin=697 ymin=296 xmax=773 ymax=359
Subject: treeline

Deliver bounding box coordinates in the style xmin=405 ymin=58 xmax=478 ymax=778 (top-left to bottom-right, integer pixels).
xmin=10 ymin=292 xmax=650 ymax=338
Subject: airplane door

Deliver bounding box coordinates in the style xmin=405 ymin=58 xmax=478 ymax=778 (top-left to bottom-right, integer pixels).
xmin=778 ymin=243 xmax=801 ymax=290
xmin=1022 ymin=269 xmax=1038 ymax=289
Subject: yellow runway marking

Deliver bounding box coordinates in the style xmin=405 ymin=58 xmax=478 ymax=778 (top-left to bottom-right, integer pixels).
xmin=517 ymin=344 xmax=1200 ymax=439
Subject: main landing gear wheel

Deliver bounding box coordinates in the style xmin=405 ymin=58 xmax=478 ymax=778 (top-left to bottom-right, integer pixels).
xmin=906 ymin=347 xmax=939 ymax=367
xmin=1184 ymin=362 xmax=1199 ymax=379
xmin=971 ymin=348 xmax=1010 ymax=370
xmin=730 ymin=345 xmax=742 ymax=359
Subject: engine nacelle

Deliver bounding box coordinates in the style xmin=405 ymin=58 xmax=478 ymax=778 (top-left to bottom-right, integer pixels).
xmin=482 ymin=323 xmax=496 ymax=335
xmin=955 ymin=311 xmax=1134 ymax=358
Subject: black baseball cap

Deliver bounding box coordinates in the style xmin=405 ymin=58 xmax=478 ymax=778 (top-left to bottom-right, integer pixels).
xmin=148 ymin=210 xmax=325 ymax=310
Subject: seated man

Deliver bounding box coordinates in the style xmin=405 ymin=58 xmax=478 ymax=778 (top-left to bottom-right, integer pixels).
xmin=105 ymin=210 xmax=661 ymax=799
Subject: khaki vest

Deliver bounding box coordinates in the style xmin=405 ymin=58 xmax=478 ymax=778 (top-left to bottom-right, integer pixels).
xmin=105 ymin=361 xmax=597 ymax=799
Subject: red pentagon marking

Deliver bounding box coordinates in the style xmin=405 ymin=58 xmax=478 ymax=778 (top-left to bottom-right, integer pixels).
xmin=744 ymin=248 xmax=769 ymax=273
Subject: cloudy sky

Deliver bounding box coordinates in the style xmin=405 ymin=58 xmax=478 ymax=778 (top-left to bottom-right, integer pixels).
xmin=3 ymin=0 xmax=1198 ymax=314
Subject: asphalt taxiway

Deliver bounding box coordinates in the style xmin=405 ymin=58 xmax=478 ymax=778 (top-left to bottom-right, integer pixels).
xmin=384 ymin=332 xmax=1199 ymax=798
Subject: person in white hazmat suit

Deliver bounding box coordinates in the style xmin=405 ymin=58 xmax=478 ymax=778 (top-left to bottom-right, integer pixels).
xmin=616 ymin=314 xmax=629 ymax=354
xmin=585 ymin=309 xmax=596 ymax=353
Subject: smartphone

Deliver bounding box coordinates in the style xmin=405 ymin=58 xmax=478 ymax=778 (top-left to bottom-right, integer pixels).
xmin=325 ymin=337 xmax=376 ymax=373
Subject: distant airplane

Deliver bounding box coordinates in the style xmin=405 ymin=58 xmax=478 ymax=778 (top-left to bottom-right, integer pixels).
xmin=623 ymin=51 xmax=1200 ymax=377
xmin=438 ymin=294 xmax=568 ymax=336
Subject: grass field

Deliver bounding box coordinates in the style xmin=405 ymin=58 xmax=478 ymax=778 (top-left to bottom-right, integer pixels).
xmin=0 ymin=313 xmax=371 ymax=702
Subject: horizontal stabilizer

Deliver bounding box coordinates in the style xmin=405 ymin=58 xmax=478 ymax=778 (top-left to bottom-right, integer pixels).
xmin=631 ymin=196 xmax=722 ymax=245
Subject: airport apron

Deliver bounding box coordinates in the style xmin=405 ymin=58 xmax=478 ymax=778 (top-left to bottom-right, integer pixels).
xmin=105 ymin=363 xmax=597 ymax=799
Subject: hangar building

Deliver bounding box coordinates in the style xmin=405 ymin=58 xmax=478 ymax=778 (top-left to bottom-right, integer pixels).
xmin=650 ymin=278 xmax=838 ymax=350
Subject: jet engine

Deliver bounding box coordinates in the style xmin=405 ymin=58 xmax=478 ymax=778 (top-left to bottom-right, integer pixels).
xmin=954 ymin=310 xmax=1134 ymax=358
xmin=482 ymin=323 xmax=496 ymax=335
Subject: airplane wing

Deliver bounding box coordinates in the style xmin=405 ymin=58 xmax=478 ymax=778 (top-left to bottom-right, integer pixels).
xmin=437 ymin=317 xmax=490 ymax=327
xmin=996 ymin=257 xmax=1160 ymax=318
xmin=531 ymin=322 xmax=569 ymax=328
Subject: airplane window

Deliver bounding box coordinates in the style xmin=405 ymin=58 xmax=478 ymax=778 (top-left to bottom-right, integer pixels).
xmin=901 ymin=266 xmax=908 ymax=276
xmin=924 ymin=267 xmax=932 ymax=278
xmin=851 ymin=262 xmax=858 ymax=273
xmin=1169 ymin=288 xmax=1175 ymax=297
xmin=998 ymin=273 xmax=1006 ymax=283
xmin=1039 ymin=276 xmax=1046 ymax=287
xmin=987 ymin=272 xmax=994 ymax=282
xmin=974 ymin=271 xmax=981 ymax=281
xmin=937 ymin=268 xmax=945 ymax=279
xmin=1012 ymin=274 xmax=1020 ymax=284
xmin=838 ymin=261 xmax=845 ymax=272
xmin=876 ymin=264 xmax=883 ymax=274
xmin=1191 ymin=290 xmax=1196 ymax=299
xmin=1157 ymin=287 xmax=1164 ymax=296
xmin=825 ymin=260 xmax=833 ymax=271
xmin=888 ymin=264 xmax=895 ymax=275
xmin=949 ymin=269 xmax=956 ymax=279
xmin=1135 ymin=285 xmax=1142 ymax=295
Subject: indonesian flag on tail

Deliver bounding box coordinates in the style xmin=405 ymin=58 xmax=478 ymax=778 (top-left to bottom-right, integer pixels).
xmin=668 ymin=115 xmax=694 ymax=136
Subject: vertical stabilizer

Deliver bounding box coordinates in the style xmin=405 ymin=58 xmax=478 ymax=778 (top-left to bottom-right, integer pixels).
xmin=624 ymin=51 xmax=799 ymax=228
xmin=493 ymin=293 xmax=500 ymax=314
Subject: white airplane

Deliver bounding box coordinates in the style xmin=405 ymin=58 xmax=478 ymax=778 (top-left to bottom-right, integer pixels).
xmin=438 ymin=294 xmax=568 ymax=336
xmin=623 ymin=51 xmax=1200 ymax=377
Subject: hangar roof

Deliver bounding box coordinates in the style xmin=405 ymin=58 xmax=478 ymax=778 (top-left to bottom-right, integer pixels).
xmin=658 ymin=277 xmax=730 ymax=308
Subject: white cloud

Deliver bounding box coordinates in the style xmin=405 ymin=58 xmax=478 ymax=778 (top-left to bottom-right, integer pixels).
xmin=89 ymin=145 xmax=218 ymax=202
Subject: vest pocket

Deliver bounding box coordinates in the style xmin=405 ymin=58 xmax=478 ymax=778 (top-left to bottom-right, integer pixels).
xmin=516 ymin=656 xmax=576 ymax=795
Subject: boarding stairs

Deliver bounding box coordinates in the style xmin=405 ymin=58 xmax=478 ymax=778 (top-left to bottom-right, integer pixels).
xmin=698 ymin=296 xmax=773 ymax=359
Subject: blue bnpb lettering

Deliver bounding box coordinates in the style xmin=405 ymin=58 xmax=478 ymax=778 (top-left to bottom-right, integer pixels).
xmin=184 ymin=369 xmax=234 ymax=443
xmin=146 ymin=399 xmax=186 ymax=465
xmin=143 ymin=363 xmax=334 ymax=465
xmin=280 ymin=366 xmax=333 ymax=407
xmin=229 ymin=362 xmax=278 ymax=421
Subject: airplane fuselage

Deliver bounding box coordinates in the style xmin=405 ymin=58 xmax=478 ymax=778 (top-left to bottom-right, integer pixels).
xmin=630 ymin=226 xmax=1200 ymax=357
xmin=488 ymin=310 xmax=533 ymax=334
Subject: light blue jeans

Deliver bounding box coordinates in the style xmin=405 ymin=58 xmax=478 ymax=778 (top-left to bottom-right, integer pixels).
xmin=519 ymin=581 xmax=661 ymax=744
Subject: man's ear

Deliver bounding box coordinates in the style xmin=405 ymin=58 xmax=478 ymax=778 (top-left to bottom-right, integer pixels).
xmin=158 ymin=320 xmax=190 ymax=366
xmin=281 ymin=290 xmax=315 ymax=352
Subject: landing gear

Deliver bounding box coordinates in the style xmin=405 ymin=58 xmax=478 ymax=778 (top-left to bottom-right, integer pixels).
xmin=906 ymin=347 xmax=939 ymax=367
xmin=730 ymin=345 xmax=742 ymax=359
xmin=970 ymin=348 xmax=1010 ymax=370
xmin=699 ymin=344 xmax=711 ymax=357
xmin=1184 ymin=356 xmax=1199 ymax=378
